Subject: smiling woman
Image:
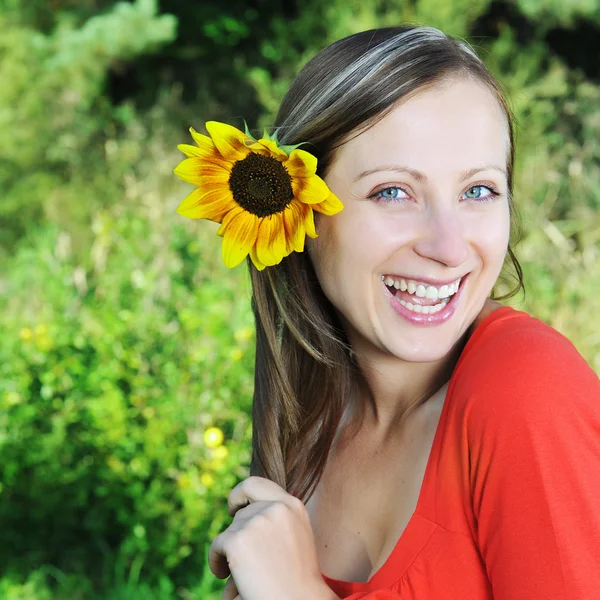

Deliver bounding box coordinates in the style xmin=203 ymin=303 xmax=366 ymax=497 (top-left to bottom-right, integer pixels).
xmin=179 ymin=25 xmax=600 ymax=600
xmin=309 ymin=78 xmax=512 ymax=363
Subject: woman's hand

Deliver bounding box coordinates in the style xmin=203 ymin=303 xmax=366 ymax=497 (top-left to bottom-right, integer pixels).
xmin=209 ymin=476 xmax=338 ymax=600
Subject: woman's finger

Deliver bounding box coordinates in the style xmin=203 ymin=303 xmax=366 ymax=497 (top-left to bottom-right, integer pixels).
xmin=209 ymin=501 xmax=271 ymax=579
xmin=209 ymin=529 xmax=234 ymax=579
xmin=227 ymin=476 xmax=292 ymax=516
xmin=221 ymin=576 xmax=239 ymax=600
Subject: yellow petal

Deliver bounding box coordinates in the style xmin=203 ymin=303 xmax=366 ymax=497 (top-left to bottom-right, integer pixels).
xmin=206 ymin=121 xmax=251 ymax=162
xmin=285 ymin=148 xmax=318 ymax=177
xmin=221 ymin=211 xmax=259 ymax=268
xmin=181 ymin=129 xmax=232 ymax=169
xmin=312 ymin=190 xmax=344 ymax=216
xmin=255 ymin=213 xmax=288 ymax=267
xmin=302 ymin=204 xmax=317 ymax=238
xmin=216 ymin=205 xmax=244 ymax=237
xmin=174 ymin=158 xmax=230 ymax=187
xmin=189 ymin=127 xmax=214 ymax=151
xmin=176 ymin=143 xmax=228 ymax=164
xmin=283 ymin=203 xmax=306 ymax=253
xmin=177 ymin=143 xmax=204 ymax=158
xmin=292 ymin=173 xmax=331 ymax=205
xmin=249 ymin=247 xmax=267 ymax=271
xmin=176 ymin=187 xmax=237 ymax=223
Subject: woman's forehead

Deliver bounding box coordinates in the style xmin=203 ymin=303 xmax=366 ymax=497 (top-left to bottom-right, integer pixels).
xmin=332 ymin=79 xmax=510 ymax=178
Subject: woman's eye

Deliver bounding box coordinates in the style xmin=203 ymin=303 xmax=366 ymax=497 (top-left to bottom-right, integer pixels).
xmin=370 ymin=184 xmax=500 ymax=203
xmin=462 ymin=185 xmax=499 ymax=201
xmin=370 ymin=186 xmax=409 ymax=203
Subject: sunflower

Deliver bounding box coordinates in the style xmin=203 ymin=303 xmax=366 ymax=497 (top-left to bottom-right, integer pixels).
xmin=173 ymin=121 xmax=343 ymax=270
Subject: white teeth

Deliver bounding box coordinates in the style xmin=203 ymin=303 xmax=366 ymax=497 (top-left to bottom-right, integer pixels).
xmin=425 ymin=286 xmax=438 ymax=300
xmin=398 ymin=298 xmax=449 ymax=314
xmin=384 ymin=276 xmax=462 ymax=299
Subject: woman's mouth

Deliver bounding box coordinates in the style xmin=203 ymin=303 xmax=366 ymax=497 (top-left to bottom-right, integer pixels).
xmin=382 ymin=274 xmax=467 ymax=325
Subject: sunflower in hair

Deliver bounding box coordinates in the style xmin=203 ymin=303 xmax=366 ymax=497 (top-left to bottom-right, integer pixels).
xmin=174 ymin=121 xmax=343 ymax=270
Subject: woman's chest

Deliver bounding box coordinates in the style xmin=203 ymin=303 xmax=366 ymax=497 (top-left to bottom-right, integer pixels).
xmin=323 ymin=522 xmax=494 ymax=600
xmin=307 ymin=474 xmax=422 ymax=583
xmin=305 ymin=415 xmax=440 ymax=583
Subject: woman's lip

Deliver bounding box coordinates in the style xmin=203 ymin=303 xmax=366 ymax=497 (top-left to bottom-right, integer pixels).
xmin=384 ymin=274 xmax=468 ymax=326
xmin=382 ymin=273 xmax=467 ymax=287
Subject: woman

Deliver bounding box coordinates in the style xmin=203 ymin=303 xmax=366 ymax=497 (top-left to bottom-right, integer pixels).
xmin=177 ymin=26 xmax=600 ymax=600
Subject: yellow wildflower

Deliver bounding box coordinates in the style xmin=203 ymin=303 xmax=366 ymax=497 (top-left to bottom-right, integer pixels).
xmin=212 ymin=445 xmax=229 ymax=461
xmin=200 ymin=473 xmax=215 ymax=488
xmin=204 ymin=426 xmax=224 ymax=448
xmin=19 ymin=328 xmax=32 ymax=341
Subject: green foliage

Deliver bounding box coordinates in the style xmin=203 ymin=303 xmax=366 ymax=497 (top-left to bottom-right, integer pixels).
xmin=484 ymin=27 xmax=600 ymax=370
xmin=0 ymin=119 xmax=254 ymax=591
xmin=410 ymin=0 xmax=493 ymax=36
xmin=0 ymin=0 xmax=176 ymax=252
xmin=516 ymin=0 xmax=600 ymax=26
xmin=0 ymin=571 xmax=53 ymax=600
xmin=0 ymin=0 xmax=599 ymax=597
xmin=0 ymin=564 xmax=223 ymax=600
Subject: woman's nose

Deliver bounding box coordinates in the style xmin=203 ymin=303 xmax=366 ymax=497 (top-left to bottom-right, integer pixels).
xmin=412 ymin=211 xmax=469 ymax=268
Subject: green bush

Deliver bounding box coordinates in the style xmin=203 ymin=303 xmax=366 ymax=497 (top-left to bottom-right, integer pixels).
xmin=0 ymin=0 xmax=599 ymax=597
xmin=0 ymin=0 xmax=177 ymax=253
xmin=0 ymin=134 xmax=254 ymax=588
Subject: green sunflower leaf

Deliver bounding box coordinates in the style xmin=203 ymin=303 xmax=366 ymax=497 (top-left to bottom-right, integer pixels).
xmin=243 ymin=119 xmax=258 ymax=142
xmin=279 ymin=142 xmax=309 ymax=154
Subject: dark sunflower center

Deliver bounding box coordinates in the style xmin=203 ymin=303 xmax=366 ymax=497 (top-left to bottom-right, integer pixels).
xmin=229 ymin=152 xmax=294 ymax=217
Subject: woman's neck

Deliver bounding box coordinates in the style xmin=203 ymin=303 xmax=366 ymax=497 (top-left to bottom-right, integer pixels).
xmin=344 ymin=332 xmax=467 ymax=444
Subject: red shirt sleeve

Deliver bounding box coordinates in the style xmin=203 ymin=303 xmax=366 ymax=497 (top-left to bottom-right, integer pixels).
xmin=338 ymin=594 xmax=400 ymax=599
xmin=465 ymin=318 xmax=600 ymax=599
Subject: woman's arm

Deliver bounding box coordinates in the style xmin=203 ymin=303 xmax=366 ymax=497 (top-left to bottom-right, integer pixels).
xmin=466 ymin=323 xmax=600 ymax=599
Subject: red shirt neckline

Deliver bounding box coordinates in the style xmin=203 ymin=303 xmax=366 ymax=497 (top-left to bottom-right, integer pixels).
xmin=321 ymin=306 xmax=526 ymax=594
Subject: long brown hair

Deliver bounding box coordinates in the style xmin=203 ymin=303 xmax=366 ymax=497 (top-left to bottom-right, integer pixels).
xmin=248 ymin=26 xmax=524 ymax=501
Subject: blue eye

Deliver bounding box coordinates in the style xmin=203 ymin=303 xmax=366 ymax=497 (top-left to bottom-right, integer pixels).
xmin=462 ymin=185 xmax=499 ymax=201
xmin=370 ymin=184 xmax=500 ymax=203
xmin=370 ymin=186 xmax=409 ymax=203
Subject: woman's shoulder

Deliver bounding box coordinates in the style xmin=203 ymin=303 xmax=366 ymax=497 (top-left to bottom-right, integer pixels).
xmin=451 ymin=303 xmax=599 ymax=424
xmin=460 ymin=302 xmax=588 ymax=374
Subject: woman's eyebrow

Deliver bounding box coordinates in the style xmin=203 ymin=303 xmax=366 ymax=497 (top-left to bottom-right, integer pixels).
xmin=353 ymin=164 xmax=508 ymax=183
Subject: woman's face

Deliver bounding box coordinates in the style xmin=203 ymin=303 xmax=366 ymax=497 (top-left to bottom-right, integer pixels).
xmin=309 ymin=77 xmax=511 ymax=363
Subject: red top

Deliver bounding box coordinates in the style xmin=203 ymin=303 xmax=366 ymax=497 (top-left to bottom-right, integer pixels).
xmin=322 ymin=306 xmax=600 ymax=600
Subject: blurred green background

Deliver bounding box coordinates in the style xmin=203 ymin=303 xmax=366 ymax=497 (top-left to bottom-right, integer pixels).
xmin=0 ymin=0 xmax=599 ymax=598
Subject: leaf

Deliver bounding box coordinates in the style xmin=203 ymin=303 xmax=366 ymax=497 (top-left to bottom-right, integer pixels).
xmin=243 ymin=119 xmax=257 ymax=142
xmin=279 ymin=142 xmax=308 ymax=154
